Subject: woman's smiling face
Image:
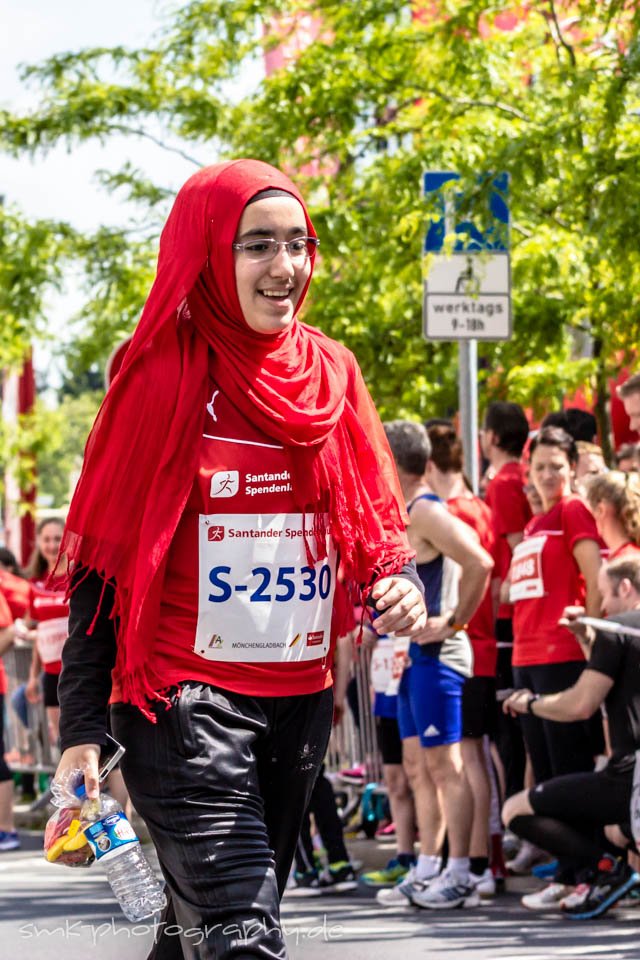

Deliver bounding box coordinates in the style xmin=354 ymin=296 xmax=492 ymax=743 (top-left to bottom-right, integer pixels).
xmin=233 ymin=195 xmax=312 ymax=335
xmin=38 ymin=520 xmax=63 ymax=569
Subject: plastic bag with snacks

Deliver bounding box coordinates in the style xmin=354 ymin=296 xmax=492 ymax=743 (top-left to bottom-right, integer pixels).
xmin=43 ymin=767 xmax=98 ymax=867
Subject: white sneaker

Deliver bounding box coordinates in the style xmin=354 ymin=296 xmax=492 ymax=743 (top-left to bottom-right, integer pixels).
xmin=521 ymin=883 xmax=570 ymax=910
xmin=559 ymin=883 xmax=590 ymax=910
xmin=470 ymin=868 xmax=496 ymax=898
xmin=411 ymin=869 xmax=480 ymax=909
xmin=506 ymin=841 xmax=547 ymax=875
xmin=377 ymin=867 xmax=419 ymax=907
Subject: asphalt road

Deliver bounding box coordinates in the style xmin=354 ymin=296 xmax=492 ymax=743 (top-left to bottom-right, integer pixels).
xmin=2 ymin=833 xmax=639 ymax=960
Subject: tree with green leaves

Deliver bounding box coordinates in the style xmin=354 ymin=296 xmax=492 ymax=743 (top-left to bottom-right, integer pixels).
xmin=0 ymin=207 xmax=73 ymax=368
xmin=1 ymin=0 xmax=639 ymax=465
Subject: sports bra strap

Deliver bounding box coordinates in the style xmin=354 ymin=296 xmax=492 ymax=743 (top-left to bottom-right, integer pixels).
xmin=407 ymin=492 xmax=442 ymax=514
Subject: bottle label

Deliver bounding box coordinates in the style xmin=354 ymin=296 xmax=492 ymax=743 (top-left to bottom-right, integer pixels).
xmin=85 ymin=811 xmax=138 ymax=861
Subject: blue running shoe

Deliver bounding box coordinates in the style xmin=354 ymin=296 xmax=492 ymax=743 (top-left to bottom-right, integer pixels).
xmin=532 ymin=859 xmax=559 ymax=879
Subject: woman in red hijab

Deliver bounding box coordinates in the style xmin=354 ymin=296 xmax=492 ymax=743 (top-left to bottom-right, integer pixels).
xmin=54 ymin=160 xmax=425 ymax=959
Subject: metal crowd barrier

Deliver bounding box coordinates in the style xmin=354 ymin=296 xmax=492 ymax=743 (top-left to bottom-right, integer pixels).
xmin=325 ymin=641 xmax=386 ymax=831
xmin=3 ymin=635 xmax=386 ymax=811
xmin=2 ymin=641 xmax=58 ymax=777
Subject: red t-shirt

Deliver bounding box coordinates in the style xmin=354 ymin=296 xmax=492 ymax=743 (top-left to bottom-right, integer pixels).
xmin=609 ymin=541 xmax=640 ymax=561
xmin=131 ymin=378 xmax=339 ymax=700
xmin=0 ymin=571 xmax=31 ymax=698
xmin=0 ymin=570 xmax=30 ymax=619
xmin=447 ymin=495 xmax=497 ymax=677
xmin=485 ymin=461 xmax=531 ymax=620
xmin=511 ymin=495 xmax=599 ymax=666
xmin=0 ymin=589 xmax=12 ymax=696
xmin=29 ymin=575 xmax=69 ymax=676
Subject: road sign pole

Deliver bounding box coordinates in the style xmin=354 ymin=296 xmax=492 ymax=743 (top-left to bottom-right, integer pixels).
xmin=423 ymin=171 xmax=509 ymax=489
xmin=458 ymin=339 xmax=479 ymax=494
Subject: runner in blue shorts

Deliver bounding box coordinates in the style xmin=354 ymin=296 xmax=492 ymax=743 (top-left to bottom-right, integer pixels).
xmin=397 ymin=655 xmax=466 ymax=747
xmin=384 ymin=421 xmax=492 ymax=909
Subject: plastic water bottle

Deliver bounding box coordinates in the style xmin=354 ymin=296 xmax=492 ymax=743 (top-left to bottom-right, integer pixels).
xmin=79 ymin=789 xmax=167 ymax=922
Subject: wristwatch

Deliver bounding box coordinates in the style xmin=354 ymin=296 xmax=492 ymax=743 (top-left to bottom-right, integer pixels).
xmin=447 ymin=612 xmax=468 ymax=632
xmin=527 ymin=693 xmax=541 ymax=715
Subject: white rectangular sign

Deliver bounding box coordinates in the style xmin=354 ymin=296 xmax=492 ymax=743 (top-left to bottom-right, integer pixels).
xmin=423 ymin=252 xmax=511 ymax=341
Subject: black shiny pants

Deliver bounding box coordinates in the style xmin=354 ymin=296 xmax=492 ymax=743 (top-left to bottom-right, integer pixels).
xmin=513 ymin=661 xmax=601 ymax=783
xmin=111 ymin=682 xmax=333 ymax=960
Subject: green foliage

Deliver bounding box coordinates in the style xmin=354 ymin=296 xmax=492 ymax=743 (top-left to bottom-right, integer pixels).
xmin=0 ymin=393 xmax=104 ymax=510
xmin=64 ymin=225 xmax=157 ymax=377
xmin=1 ymin=0 xmax=640 ymax=434
xmin=0 ymin=208 xmax=74 ymax=368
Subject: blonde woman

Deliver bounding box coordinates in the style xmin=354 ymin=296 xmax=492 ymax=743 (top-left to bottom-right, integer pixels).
xmin=586 ymin=471 xmax=640 ymax=561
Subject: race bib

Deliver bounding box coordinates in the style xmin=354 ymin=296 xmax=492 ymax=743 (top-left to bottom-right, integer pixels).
xmin=385 ymin=635 xmax=411 ymax=696
xmin=370 ymin=638 xmax=394 ymax=694
xmin=195 ymin=513 xmax=337 ymax=663
xmin=509 ymin=535 xmax=547 ymax=602
xmin=35 ymin=617 xmax=68 ymax=665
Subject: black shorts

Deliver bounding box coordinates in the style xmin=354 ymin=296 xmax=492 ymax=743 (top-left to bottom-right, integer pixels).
xmin=42 ymin=671 xmax=60 ymax=708
xmin=375 ymin=715 xmax=403 ymax=765
xmin=462 ymin=676 xmax=496 ymax=739
xmin=495 ymin=618 xmax=515 ymax=692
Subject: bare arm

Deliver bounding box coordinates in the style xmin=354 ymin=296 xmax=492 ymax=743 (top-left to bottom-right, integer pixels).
xmin=26 ymin=644 xmax=43 ymax=704
xmin=0 ymin=626 xmax=14 ymax=657
xmin=559 ymin=604 xmax=595 ymax=658
xmin=504 ymin=668 xmax=613 ymax=722
xmin=411 ymin=500 xmax=493 ymax=642
xmin=500 ymin=565 xmax=512 ymax=605
xmin=573 ymin=538 xmax=602 ymax=619
xmin=490 ymin=575 xmax=501 ymax=620
xmin=506 ymin=531 xmax=524 ymax=553
xmin=332 ymin=630 xmax=354 ymax=723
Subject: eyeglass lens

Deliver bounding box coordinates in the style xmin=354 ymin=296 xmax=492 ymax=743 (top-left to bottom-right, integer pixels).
xmin=237 ymin=238 xmax=317 ymax=262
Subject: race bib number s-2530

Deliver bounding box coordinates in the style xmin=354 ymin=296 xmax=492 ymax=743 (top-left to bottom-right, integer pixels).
xmin=195 ymin=513 xmax=337 ymax=663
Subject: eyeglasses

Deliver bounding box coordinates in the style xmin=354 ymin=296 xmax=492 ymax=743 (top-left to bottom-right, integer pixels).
xmin=232 ymin=236 xmax=319 ymax=263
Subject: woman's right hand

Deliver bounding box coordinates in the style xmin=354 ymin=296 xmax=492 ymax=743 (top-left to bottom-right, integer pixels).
xmin=55 ymin=744 xmax=101 ymax=800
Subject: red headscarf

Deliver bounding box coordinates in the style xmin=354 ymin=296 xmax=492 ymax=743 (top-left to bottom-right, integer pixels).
xmin=61 ymin=159 xmax=412 ymax=713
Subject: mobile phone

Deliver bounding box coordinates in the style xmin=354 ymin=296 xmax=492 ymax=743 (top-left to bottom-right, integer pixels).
xmin=366 ymin=593 xmax=389 ymax=613
xmin=98 ymin=734 xmax=126 ymax=782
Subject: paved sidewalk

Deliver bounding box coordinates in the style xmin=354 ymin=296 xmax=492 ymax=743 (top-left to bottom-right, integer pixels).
xmin=2 ymin=832 xmax=640 ymax=959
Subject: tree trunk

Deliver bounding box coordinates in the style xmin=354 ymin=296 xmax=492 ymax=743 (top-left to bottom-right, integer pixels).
xmin=593 ymin=337 xmax=613 ymax=465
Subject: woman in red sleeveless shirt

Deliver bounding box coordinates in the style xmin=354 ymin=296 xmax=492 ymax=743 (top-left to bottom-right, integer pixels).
xmin=24 ymin=517 xmax=68 ymax=747
xmin=509 ymin=427 xmax=603 ymax=785
xmin=53 ymin=161 xmax=425 ymax=959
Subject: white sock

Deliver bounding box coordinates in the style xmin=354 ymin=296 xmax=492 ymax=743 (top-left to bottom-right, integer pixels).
xmin=416 ymin=854 xmax=442 ymax=880
xmin=447 ymin=856 xmax=470 ymax=881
